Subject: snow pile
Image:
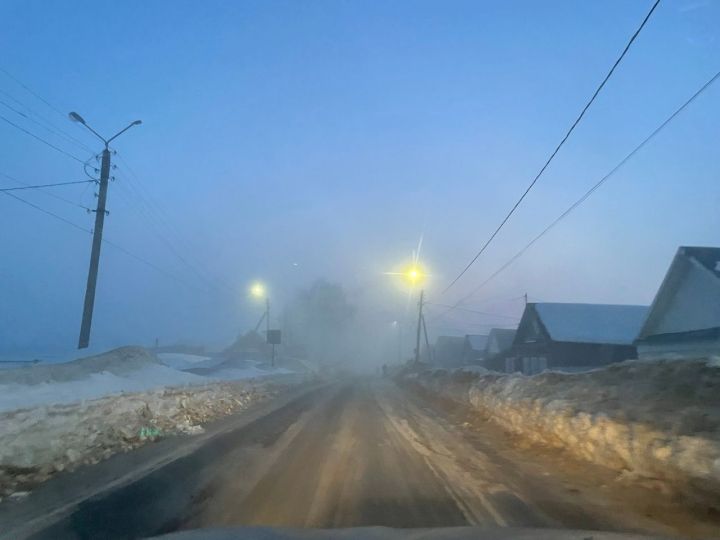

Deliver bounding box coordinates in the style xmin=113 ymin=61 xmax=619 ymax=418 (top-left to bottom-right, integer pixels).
xmin=0 ymin=347 xmax=294 ymax=412
xmin=0 ymin=380 xmax=280 ymax=499
xmin=404 ymin=359 xmax=720 ymax=505
xmin=156 ymin=352 xmax=224 ymax=371
xmin=0 ymin=346 xmax=302 ymax=499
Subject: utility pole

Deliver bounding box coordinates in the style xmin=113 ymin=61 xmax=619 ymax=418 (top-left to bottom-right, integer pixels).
xmin=524 ymin=292 xmax=528 ymax=306
xmin=421 ymin=313 xmax=432 ymax=364
xmin=78 ymin=148 xmax=110 ymax=349
xmin=414 ymin=289 xmax=424 ymax=364
xmin=70 ymin=112 xmax=141 ymax=349
xmin=266 ymin=298 xmax=270 ymax=339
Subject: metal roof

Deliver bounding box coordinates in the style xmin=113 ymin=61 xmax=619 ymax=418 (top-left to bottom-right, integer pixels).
xmin=533 ymin=303 xmax=648 ymax=345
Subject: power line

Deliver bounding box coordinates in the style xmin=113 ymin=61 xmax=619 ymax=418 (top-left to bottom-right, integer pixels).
xmin=455 ymin=68 xmax=720 ymax=306
xmin=0 ymin=66 xmax=68 ymax=119
xmin=0 ymin=171 xmax=94 ymax=211
xmin=424 ymin=302 xmax=519 ymax=320
xmin=0 ymin=189 xmax=207 ymax=295
xmin=0 ymin=179 xmax=93 ymax=192
xmin=443 ymin=0 xmax=661 ymax=293
xmin=0 ymin=96 xmax=95 ymax=154
xmin=0 ymin=114 xmax=87 ymax=163
xmin=113 ymin=153 xmax=240 ymax=296
xmin=1 ymin=190 xmax=92 ymax=234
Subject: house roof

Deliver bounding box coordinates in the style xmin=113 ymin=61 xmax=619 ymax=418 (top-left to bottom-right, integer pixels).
xmin=532 ymin=303 xmax=648 ymax=345
xmin=487 ymin=328 xmax=517 ymax=351
xmin=464 ymin=334 xmax=488 ymax=351
xmin=638 ymin=246 xmax=720 ymax=340
xmin=684 ymin=246 xmax=720 ymax=279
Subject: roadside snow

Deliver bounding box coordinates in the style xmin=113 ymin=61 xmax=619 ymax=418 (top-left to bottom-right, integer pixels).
xmin=0 ymin=364 xmax=206 ymax=412
xmin=0 ymin=381 xmax=283 ymax=499
xmin=403 ymin=358 xmax=720 ymax=506
xmin=0 ymin=346 xmax=305 ymax=498
xmin=157 ymin=352 xmax=223 ymax=371
xmin=0 ymin=347 xmax=294 ymax=413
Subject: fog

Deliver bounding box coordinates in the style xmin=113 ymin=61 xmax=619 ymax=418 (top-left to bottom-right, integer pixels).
xmin=1 ymin=0 xmax=719 ymax=366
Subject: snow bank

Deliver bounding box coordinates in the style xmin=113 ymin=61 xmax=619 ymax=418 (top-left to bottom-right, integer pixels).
xmin=403 ymin=359 xmax=720 ymax=505
xmin=0 ymin=346 xmax=304 ymax=498
xmin=157 ymin=352 xmax=223 ymax=371
xmin=0 ymin=380 xmax=282 ymax=499
xmin=0 ymin=347 xmax=294 ymax=412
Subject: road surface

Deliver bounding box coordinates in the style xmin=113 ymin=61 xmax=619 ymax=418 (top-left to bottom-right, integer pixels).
xmin=10 ymin=379 xmax=720 ymax=539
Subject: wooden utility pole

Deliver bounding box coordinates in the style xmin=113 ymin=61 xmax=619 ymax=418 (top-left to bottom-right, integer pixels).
xmin=414 ymin=289 xmax=424 ymax=364
xmin=78 ymin=148 xmax=111 ymax=349
xmin=421 ymin=313 xmax=432 ymax=364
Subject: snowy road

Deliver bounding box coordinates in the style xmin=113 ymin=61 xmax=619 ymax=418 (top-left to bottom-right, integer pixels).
xmin=6 ymin=380 xmax=719 ymax=539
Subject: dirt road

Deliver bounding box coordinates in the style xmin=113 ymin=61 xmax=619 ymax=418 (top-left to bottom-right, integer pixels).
xmin=8 ymin=379 xmax=720 ymax=539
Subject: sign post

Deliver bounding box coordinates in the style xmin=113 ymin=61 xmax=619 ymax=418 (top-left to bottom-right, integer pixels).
xmin=267 ymin=329 xmax=282 ymax=368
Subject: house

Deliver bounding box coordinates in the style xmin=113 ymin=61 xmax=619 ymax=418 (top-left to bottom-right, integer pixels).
xmin=484 ymin=328 xmax=517 ymax=368
xmin=505 ymin=302 xmax=648 ymax=374
xmin=636 ymin=246 xmax=720 ymax=359
xmin=432 ymin=336 xmax=465 ymax=367
xmin=462 ymin=334 xmax=488 ymax=365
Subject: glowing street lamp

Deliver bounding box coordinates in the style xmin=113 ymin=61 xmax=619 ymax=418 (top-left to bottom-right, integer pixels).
xmin=249 ymin=282 xmax=266 ymax=299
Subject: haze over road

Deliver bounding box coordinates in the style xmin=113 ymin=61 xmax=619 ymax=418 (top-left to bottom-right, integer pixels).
xmin=13 ymin=380 xmax=719 ymax=539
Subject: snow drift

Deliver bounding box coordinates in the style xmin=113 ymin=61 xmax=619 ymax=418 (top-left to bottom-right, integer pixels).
xmin=402 ymin=359 xmax=720 ymax=507
xmin=0 ymin=346 xmax=293 ymax=412
xmin=0 ymin=346 xmax=300 ymax=499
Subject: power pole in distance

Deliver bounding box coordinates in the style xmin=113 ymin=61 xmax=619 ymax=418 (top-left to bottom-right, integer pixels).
xmin=414 ymin=289 xmax=424 ymax=364
xmin=421 ymin=313 xmax=432 ymax=364
xmin=69 ymin=112 xmax=142 ymax=349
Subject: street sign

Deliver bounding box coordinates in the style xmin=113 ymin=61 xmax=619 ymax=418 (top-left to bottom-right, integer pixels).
xmin=267 ymin=329 xmax=282 ymax=345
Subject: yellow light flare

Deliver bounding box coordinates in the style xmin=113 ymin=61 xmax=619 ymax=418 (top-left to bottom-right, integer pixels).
xmin=249 ymin=282 xmax=266 ymax=299
xmin=384 ymin=263 xmax=429 ymax=287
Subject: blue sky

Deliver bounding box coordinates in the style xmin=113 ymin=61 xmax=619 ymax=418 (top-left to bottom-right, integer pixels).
xmin=1 ymin=0 xmax=718 ymax=358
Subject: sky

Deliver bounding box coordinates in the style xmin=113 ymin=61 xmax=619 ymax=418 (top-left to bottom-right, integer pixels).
xmin=1 ymin=0 xmax=719 ymax=360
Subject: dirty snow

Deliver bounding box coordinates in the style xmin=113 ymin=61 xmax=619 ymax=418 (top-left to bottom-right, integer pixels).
xmin=0 ymin=381 xmax=283 ymax=498
xmin=0 ymin=347 xmax=294 ymax=412
xmin=403 ymin=358 xmax=720 ymax=506
xmin=0 ymin=346 xmax=303 ymax=499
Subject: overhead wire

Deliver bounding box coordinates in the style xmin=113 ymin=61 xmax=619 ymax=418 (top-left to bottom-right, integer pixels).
xmin=453 ymin=68 xmax=720 ymax=306
xmin=443 ymin=0 xmax=661 ymax=293
xmin=0 ymin=171 xmax=95 ymax=212
xmin=1 ymin=189 xmax=208 ymax=295
xmin=0 ymin=179 xmax=93 ymax=192
xmin=0 ymin=96 xmax=95 ymax=155
xmin=0 ymin=113 xmax=87 ymax=163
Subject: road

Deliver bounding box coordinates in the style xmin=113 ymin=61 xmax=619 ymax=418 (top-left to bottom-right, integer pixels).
xmin=12 ymin=379 xmax=720 ymax=539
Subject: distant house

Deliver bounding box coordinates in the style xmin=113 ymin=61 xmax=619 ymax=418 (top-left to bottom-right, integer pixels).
xmin=484 ymin=328 xmax=517 ymax=366
xmin=462 ymin=334 xmax=488 ymax=365
xmin=505 ymin=303 xmax=648 ymax=374
xmin=636 ymin=246 xmax=720 ymax=359
xmin=433 ymin=336 xmax=465 ymax=367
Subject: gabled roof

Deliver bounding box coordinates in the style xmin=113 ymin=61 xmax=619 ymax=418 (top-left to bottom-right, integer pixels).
xmin=464 ymin=334 xmax=488 ymax=351
xmin=638 ymin=246 xmax=720 ymax=340
xmin=684 ymin=246 xmax=720 ymax=279
xmin=531 ymin=303 xmax=648 ymax=345
xmin=487 ymin=328 xmax=516 ymax=351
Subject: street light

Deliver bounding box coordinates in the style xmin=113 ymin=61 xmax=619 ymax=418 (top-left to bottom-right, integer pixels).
xmin=70 ymin=111 xmax=142 ymax=349
xmin=249 ymin=281 xmax=266 ymax=299
xmin=69 ymin=112 xmax=142 ymax=148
